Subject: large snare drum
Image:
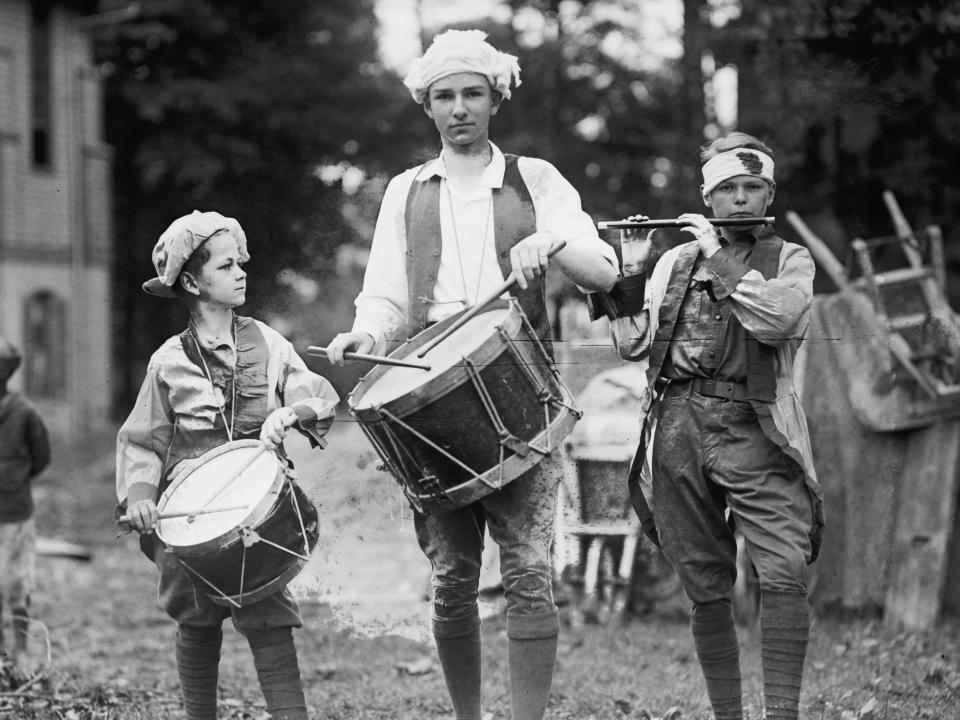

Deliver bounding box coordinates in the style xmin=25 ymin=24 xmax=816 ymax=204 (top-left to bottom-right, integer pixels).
xmin=155 ymin=440 xmax=319 ymax=607
xmin=349 ymin=300 xmax=581 ymax=513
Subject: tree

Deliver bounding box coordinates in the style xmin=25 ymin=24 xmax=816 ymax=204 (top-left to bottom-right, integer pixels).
xmin=96 ymin=0 xmax=426 ymax=408
xmin=715 ymin=0 xmax=960 ymax=300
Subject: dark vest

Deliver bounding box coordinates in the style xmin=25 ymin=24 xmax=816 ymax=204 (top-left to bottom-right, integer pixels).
xmin=162 ymin=316 xmax=270 ymax=488
xmin=403 ymin=154 xmax=548 ymax=345
xmin=646 ymin=234 xmax=784 ymax=403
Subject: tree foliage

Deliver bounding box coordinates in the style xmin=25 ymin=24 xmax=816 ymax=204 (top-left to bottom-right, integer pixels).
xmin=97 ymin=0 xmax=426 ymax=406
xmin=715 ymin=0 xmax=960 ymax=278
xmin=99 ymin=0 xmax=960 ymax=407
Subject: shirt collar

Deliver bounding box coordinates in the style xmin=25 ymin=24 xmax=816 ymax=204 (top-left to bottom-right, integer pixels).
xmin=415 ymin=142 xmax=506 ymax=189
xmin=720 ymin=222 xmax=775 ymax=247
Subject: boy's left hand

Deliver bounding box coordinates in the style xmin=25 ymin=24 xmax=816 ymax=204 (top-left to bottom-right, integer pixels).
xmin=260 ymin=407 xmax=298 ymax=449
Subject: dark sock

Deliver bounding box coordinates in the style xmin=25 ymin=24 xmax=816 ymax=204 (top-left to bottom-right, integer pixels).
xmin=691 ymin=599 xmax=742 ymax=720
xmin=434 ymin=614 xmax=483 ymax=720
xmin=12 ymin=607 xmax=28 ymax=655
xmin=507 ymin=611 xmax=560 ymax=720
xmin=175 ymin=625 xmax=222 ymax=720
xmin=761 ymin=591 xmax=810 ymax=720
xmin=246 ymin=627 xmax=308 ymax=720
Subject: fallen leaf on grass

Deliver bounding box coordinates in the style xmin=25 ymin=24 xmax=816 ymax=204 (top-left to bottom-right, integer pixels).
xmin=395 ymin=656 xmax=434 ymax=676
xmin=395 ymin=657 xmax=434 ymax=676
xmin=858 ymin=696 xmax=879 ymax=719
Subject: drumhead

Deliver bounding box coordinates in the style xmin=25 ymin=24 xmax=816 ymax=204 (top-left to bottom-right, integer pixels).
xmin=157 ymin=442 xmax=281 ymax=546
xmin=354 ymin=307 xmax=512 ymax=409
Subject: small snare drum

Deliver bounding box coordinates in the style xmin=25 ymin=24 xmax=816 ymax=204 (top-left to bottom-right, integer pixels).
xmin=156 ymin=440 xmax=319 ymax=607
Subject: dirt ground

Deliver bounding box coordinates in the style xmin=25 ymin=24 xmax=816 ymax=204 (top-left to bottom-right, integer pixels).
xmin=4 ymin=418 xmax=960 ymax=719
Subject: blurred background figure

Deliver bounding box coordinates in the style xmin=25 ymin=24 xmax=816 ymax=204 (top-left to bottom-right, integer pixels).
xmin=0 ymin=338 xmax=50 ymax=664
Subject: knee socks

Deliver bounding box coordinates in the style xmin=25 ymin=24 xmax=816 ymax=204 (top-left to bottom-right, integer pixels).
xmin=12 ymin=607 xmax=28 ymax=654
xmin=433 ymin=612 xmax=483 ymax=720
xmin=761 ymin=590 xmax=810 ymax=720
xmin=245 ymin=627 xmax=308 ymax=720
xmin=175 ymin=625 xmax=222 ymax=720
xmin=691 ymin=599 xmax=742 ymax=720
xmin=507 ymin=611 xmax=560 ymax=720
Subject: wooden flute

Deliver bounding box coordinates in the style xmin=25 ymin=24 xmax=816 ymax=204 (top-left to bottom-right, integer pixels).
xmin=598 ymin=216 xmax=774 ymax=230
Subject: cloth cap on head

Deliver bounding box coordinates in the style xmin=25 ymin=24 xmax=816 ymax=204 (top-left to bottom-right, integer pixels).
xmin=0 ymin=338 xmax=21 ymax=380
xmin=403 ymin=29 xmax=521 ymax=104
xmin=143 ymin=210 xmax=249 ymax=298
xmin=701 ymin=148 xmax=775 ymax=195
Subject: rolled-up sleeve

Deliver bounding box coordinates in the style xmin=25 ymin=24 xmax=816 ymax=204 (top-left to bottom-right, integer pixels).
xmin=115 ymin=364 xmax=175 ymax=501
xmin=278 ymin=343 xmax=340 ymax=448
xmin=519 ymin=157 xmax=618 ymax=274
xmin=720 ymin=244 xmax=814 ymax=346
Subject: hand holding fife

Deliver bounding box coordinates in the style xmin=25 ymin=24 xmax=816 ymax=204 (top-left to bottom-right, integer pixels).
xmin=620 ymin=214 xmax=653 ymax=277
xmin=678 ymin=212 xmax=722 ymax=258
xmin=259 ymin=407 xmax=298 ymax=450
xmin=510 ymin=232 xmax=563 ymax=290
xmin=324 ymin=331 xmax=375 ymax=366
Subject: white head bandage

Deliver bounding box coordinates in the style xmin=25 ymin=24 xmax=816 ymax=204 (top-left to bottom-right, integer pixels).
xmin=701 ymin=148 xmax=775 ymax=195
xmin=403 ymin=29 xmax=521 ymax=105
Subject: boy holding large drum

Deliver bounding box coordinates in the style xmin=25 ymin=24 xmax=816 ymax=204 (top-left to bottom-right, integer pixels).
xmin=116 ymin=210 xmax=339 ymax=719
xmin=325 ymin=29 xmax=618 ymax=720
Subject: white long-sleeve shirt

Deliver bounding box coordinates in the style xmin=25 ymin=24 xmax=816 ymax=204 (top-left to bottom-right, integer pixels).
xmin=352 ymin=143 xmax=617 ymax=347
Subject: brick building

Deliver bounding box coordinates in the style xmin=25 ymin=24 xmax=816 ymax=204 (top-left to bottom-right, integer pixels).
xmin=0 ymin=0 xmax=112 ymax=447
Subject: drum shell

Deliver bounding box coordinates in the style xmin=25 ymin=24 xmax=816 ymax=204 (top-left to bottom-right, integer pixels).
xmin=349 ymin=301 xmax=579 ymax=512
xmin=157 ymin=444 xmax=319 ymax=607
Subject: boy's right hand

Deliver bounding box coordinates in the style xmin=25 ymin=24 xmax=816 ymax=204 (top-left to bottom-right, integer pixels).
xmin=125 ymin=499 xmax=159 ymax=533
xmin=325 ymin=331 xmax=375 ymax=366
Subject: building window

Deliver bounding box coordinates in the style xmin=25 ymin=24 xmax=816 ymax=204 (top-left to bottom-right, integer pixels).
xmin=23 ymin=290 xmax=66 ymax=398
xmin=31 ymin=0 xmax=52 ymax=168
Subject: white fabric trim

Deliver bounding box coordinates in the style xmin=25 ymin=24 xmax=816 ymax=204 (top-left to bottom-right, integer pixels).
xmin=701 ymin=148 xmax=775 ymax=194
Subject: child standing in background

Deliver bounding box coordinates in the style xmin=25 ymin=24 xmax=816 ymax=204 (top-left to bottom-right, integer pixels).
xmin=0 ymin=338 xmax=50 ymax=662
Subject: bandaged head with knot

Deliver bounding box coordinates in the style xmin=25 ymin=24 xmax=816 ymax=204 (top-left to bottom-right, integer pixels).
xmin=403 ymin=29 xmax=521 ymax=104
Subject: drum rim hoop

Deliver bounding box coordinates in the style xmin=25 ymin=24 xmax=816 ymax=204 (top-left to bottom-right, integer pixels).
xmin=156 ymin=440 xmax=283 ymax=548
xmin=349 ymin=302 xmax=528 ymax=414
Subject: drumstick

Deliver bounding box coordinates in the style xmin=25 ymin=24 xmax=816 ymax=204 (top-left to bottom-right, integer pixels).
xmin=118 ymin=504 xmax=249 ymax=524
xmin=416 ymin=240 xmax=568 ymax=359
xmin=202 ymin=442 xmax=271 ymax=511
xmin=597 ymin=216 xmax=774 ymax=230
xmin=306 ymin=346 xmax=431 ymax=371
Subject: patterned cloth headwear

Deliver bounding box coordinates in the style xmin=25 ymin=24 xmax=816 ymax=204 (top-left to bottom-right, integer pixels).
xmin=143 ymin=210 xmax=249 ymax=298
xmin=403 ymin=29 xmax=521 ymax=104
xmin=701 ymin=148 xmax=775 ymax=195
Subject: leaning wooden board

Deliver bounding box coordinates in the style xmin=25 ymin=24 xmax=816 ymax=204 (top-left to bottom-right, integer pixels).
xmin=884 ymin=419 xmax=960 ymax=630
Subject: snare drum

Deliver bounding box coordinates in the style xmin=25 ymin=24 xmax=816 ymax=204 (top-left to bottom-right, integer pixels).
xmin=349 ymin=300 xmax=581 ymax=513
xmin=155 ymin=440 xmax=319 ymax=607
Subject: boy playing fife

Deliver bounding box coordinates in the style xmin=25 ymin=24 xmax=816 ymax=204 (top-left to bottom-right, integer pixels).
xmin=0 ymin=339 xmax=50 ymax=662
xmin=116 ymin=211 xmax=339 ymax=720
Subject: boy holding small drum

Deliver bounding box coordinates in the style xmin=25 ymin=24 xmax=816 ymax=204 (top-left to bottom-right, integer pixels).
xmin=116 ymin=210 xmax=339 ymax=720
